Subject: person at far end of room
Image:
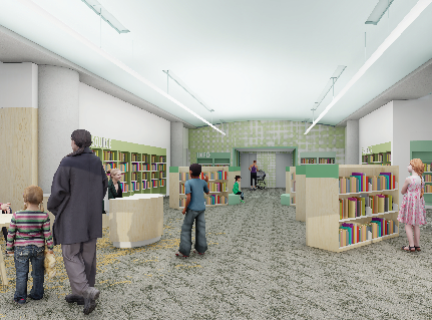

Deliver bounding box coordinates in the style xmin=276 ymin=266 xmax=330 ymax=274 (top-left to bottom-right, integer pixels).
xmin=176 ymin=163 xmax=209 ymax=258
xmin=249 ymin=160 xmax=258 ymax=190
xmin=108 ymin=168 xmax=123 ymax=200
xmin=232 ymin=175 xmax=245 ymax=203
xmin=398 ymin=158 xmax=426 ymax=252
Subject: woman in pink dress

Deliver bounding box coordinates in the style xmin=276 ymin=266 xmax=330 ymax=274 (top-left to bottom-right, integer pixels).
xmin=398 ymin=158 xmax=426 ymax=252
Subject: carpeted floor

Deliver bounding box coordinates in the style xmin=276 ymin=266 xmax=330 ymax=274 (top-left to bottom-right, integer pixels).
xmin=0 ymin=189 xmax=431 ymax=319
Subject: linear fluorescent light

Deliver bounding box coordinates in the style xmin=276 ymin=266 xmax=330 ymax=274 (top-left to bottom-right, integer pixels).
xmin=81 ymin=0 xmax=130 ymax=34
xmin=305 ymin=0 xmax=432 ymax=135
xmin=17 ymin=0 xmax=226 ymax=136
xmin=313 ymin=65 xmax=346 ymax=111
xmin=366 ymin=0 xmax=394 ymax=25
xmin=163 ymin=70 xmax=214 ymax=112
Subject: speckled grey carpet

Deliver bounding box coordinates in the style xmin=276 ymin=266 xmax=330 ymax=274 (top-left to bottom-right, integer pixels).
xmin=0 ymin=189 xmax=432 ymax=319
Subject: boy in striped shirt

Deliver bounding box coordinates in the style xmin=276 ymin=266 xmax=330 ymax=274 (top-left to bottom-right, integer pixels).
xmin=6 ymin=185 xmax=54 ymax=304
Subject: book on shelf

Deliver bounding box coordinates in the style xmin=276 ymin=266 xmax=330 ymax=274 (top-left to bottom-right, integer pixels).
xmin=104 ymin=163 xmax=117 ymax=171
xmin=179 ymin=199 xmax=186 ymax=208
xmin=131 ymin=154 xmax=139 ymax=162
xmin=159 ymin=179 xmax=166 ymax=188
xmin=425 ymin=175 xmax=432 ymax=182
xmin=160 ymin=171 xmax=166 ymax=178
xmin=152 ymin=180 xmax=159 ymax=188
xmin=157 ymin=164 xmax=166 ymax=172
xmin=142 ymin=180 xmax=148 ymax=190
xmin=179 ymin=170 xmax=227 ymax=182
xmin=131 ymin=172 xmax=138 ymax=181
xmin=339 ymin=219 xmax=397 ymax=248
xmin=339 ymin=172 xmax=396 ymax=193
xmin=179 ymin=172 xmax=190 ymax=181
xmin=423 ymin=163 xmax=432 ymax=172
xmin=119 ymin=163 xmax=129 ymax=172
xmin=425 ymin=185 xmax=432 ymax=193
xmin=142 ymin=164 xmax=151 ymax=171
xmin=151 ymin=172 xmax=158 ymax=179
xmin=132 ymin=163 xmax=141 ymax=172
xmin=179 ymin=184 xmax=186 ymax=194
xmin=339 ymin=194 xmax=393 ymax=219
xmin=291 ymin=196 xmax=296 ymax=204
xmin=301 ymin=158 xmax=316 ymax=164
xmin=386 ymin=153 xmax=391 ymax=162
xmin=142 ymin=155 xmax=149 ymax=163
xmin=206 ymin=194 xmax=228 ymax=205
xmin=103 ymin=151 xmax=116 ymax=161
xmin=159 ymin=156 xmax=166 ymax=163
xmin=131 ymin=181 xmax=140 ymax=192
xmin=121 ymin=182 xmax=129 ymax=193
xmin=319 ymin=158 xmax=335 ymax=164
xmin=118 ymin=152 xmax=127 ymax=162
xmin=208 ymin=182 xmax=227 ymax=193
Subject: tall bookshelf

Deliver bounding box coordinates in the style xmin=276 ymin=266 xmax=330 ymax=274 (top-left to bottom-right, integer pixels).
xmin=410 ymin=140 xmax=432 ymax=207
xmin=286 ymin=166 xmax=296 ymax=206
xmin=305 ymin=165 xmax=399 ymax=253
xmin=169 ymin=166 xmax=239 ymax=210
xmin=361 ymin=141 xmax=391 ymax=166
xmin=90 ymin=138 xmax=167 ymax=197
xmin=300 ymin=152 xmax=336 ymax=165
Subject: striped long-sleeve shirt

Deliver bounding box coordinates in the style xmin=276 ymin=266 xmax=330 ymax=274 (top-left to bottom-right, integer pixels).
xmin=7 ymin=211 xmax=54 ymax=251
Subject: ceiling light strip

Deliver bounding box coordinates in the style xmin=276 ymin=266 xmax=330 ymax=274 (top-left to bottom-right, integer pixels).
xmin=17 ymin=0 xmax=226 ymax=136
xmin=305 ymin=0 xmax=432 ymax=135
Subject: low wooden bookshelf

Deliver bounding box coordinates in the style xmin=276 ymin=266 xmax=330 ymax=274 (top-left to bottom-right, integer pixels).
xmin=90 ymin=138 xmax=167 ymax=197
xmin=286 ymin=166 xmax=296 ymax=206
xmin=305 ymin=165 xmax=399 ymax=253
xmin=169 ymin=166 xmax=240 ymax=210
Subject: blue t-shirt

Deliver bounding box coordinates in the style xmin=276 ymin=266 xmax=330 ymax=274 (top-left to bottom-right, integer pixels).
xmin=185 ymin=179 xmax=209 ymax=211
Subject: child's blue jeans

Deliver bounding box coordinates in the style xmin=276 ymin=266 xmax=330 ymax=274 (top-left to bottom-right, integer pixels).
xmin=14 ymin=245 xmax=45 ymax=301
xmin=179 ymin=209 xmax=207 ymax=256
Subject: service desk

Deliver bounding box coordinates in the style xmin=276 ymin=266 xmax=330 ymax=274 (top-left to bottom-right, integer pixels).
xmin=109 ymin=194 xmax=164 ymax=248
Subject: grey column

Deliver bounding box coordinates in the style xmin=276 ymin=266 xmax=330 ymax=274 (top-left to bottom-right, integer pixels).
xmin=38 ymin=65 xmax=79 ymax=193
xmin=345 ymin=120 xmax=359 ymax=164
xmin=170 ymin=122 xmax=184 ymax=167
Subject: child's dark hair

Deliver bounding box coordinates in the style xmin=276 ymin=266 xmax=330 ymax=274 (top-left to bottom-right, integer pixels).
xmin=189 ymin=163 xmax=202 ymax=177
xmin=235 ymin=175 xmax=241 ymax=181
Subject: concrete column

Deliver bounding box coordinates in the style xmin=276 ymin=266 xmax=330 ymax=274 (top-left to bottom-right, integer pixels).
xmin=345 ymin=120 xmax=359 ymax=164
xmin=38 ymin=65 xmax=79 ymax=193
xmin=170 ymin=121 xmax=184 ymax=167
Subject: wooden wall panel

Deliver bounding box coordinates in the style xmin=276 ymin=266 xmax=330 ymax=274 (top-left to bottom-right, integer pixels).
xmin=0 ymin=108 xmax=38 ymax=211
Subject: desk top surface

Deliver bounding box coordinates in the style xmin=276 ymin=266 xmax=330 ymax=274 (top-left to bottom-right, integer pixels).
xmin=0 ymin=214 xmax=12 ymax=227
xmin=111 ymin=194 xmax=165 ymax=201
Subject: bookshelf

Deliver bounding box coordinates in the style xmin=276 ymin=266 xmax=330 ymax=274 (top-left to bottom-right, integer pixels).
xmin=300 ymin=152 xmax=336 ymax=165
xmin=361 ymin=141 xmax=391 ymax=166
xmin=90 ymin=137 xmax=167 ymax=197
xmin=169 ymin=166 xmax=240 ymax=210
xmin=410 ymin=140 xmax=432 ymax=207
xmin=305 ymin=164 xmax=399 ymax=253
xmin=196 ymin=152 xmax=231 ymax=167
xmin=286 ymin=166 xmax=296 ymax=206
xmin=295 ymin=165 xmax=306 ymax=221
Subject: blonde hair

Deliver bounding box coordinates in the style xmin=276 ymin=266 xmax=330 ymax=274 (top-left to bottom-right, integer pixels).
xmin=110 ymin=168 xmax=121 ymax=180
xmin=23 ymin=185 xmax=44 ymax=211
xmin=410 ymin=158 xmax=424 ymax=198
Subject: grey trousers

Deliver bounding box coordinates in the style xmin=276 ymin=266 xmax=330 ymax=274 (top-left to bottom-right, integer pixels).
xmin=62 ymin=239 xmax=97 ymax=295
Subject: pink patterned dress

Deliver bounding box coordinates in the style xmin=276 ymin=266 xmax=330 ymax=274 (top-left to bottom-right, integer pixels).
xmin=397 ymin=175 xmax=426 ymax=225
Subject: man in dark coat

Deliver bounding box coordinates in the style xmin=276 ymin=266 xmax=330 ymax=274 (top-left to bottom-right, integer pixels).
xmin=48 ymin=129 xmax=108 ymax=315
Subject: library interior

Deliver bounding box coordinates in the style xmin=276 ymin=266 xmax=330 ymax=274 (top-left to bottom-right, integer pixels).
xmin=1 ymin=0 xmax=432 ymax=318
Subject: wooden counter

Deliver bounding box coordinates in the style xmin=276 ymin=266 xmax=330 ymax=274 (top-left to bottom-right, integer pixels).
xmin=109 ymin=194 xmax=164 ymax=249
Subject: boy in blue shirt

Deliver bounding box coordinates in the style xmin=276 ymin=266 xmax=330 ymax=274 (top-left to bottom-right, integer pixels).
xmin=176 ymin=164 xmax=209 ymax=258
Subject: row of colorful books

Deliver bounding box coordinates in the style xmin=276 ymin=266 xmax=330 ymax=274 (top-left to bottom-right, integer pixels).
xmin=318 ymin=158 xmax=335 ymax=164
xmin=339 ymin=219 xmax=397 ymax=247
xmin=425 ymin=185 xmax=432 ymax=193
xmin=119 ymin=163 xmax=129 ymax=172
xmin=104 ymin=163 xmax=116 ymax=172
xmin=208 ymin=182 xmax=227 ymax=193
xmin=160 ymin=171 xmax=166 ymax=178
xmin=339 ymin=194 xmax=393 ymax=220
xmin=291 ymin=196 xmax=296 ymax=204
xmin=424 ymin=163 xmax=432 ymax=172
xmin=131 ymin=181 xmax=140 ymax=192
xmin=425 ymin=175 xmax=432 ymax=182
xmin=178 ymin=171 xmax=228 ymax=181
xmin=179 ymin=172 xmax=190 ymax=181
xmin=157 ymin=164 xmax=166 ymax=172
xmin=118 ymin=152 xmax=127 ymax=162
xmin=151 ymin=155 xmax=166 ymax=163
xmin=132 ymin=163 xmax=141 ymax=172
xmin=142 ymin=173 xmax=149 ymax=180
xmin=301 ymin=158 xmax=316 ymax=164
xmin=91 ymin=149 xmax=101 ymax=157
xmin=151 ymin=172 xmax=159 ymax=179
xmin=206 ymin=195 xmax=228 ymax=205
xmin=339 ymin=172 xmax=396 ymax=193
xmin=121 ymin=183 xmax=129 ymax=193
xmin=131 ymin=154 xmax=140 ymax=162
xmin=142 ymin=164 xmax=151 ymax=171
xmin=386 ymin=153 xmax=391 ymax=162
xmin=103 ymin=151 xmax=116 ymax=161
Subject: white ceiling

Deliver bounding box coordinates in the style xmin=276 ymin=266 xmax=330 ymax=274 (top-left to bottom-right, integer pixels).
xmin=1 ymin=0 xmax=431 ymax=128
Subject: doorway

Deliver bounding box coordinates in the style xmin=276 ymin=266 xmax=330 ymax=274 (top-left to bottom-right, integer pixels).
xmin=276 ymin=152 xmax=293 ymax=188
xmin=240 ymin=152 xmax=257 ymax=189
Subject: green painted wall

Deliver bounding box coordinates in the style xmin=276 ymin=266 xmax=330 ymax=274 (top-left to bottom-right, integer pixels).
xmin=189 ymin=120 xmax=345 ymax=166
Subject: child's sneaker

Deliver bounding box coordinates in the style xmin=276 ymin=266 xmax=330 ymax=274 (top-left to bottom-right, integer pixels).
xmin=175 ymin=251 xmax=188 ymax=258
xmin=13 ymin=298 xmax=25 ymax=304
xmin=193 ymin=250 xmax=205 ymax=255
xmin=241 ymin=200 xmax=245 ymax=203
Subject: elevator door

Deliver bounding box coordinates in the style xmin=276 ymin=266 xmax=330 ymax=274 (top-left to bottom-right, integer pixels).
xmin=240 ymin=153 xmax=257 ymax=189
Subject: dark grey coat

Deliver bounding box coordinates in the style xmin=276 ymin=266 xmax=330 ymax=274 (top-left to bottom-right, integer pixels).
xmin=48 ymin=148 xmax=108 ymax=245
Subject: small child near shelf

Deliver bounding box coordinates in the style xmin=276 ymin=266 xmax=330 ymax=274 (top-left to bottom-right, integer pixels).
xmin=176 ymin=164 xmax=209 ymax=258
xmin=398 ymin=158 xmax=426 ymax=252
xmin=232 ymin=175 xmax=245 ymax=203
